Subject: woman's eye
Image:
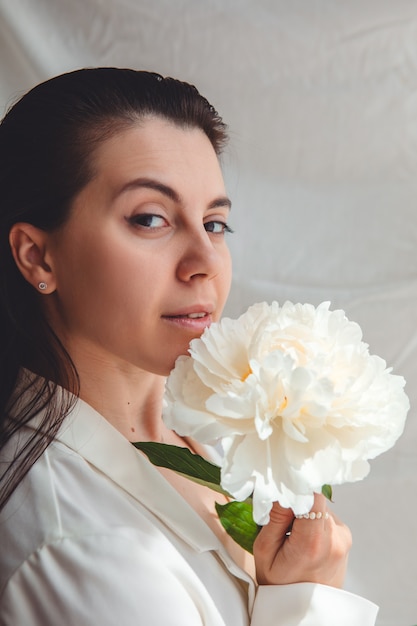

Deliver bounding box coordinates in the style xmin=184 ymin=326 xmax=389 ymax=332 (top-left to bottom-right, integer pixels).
xmin=204 ymin=220 xmax=234 ymax=235
xmin=127 ymin=214 xmax=166 ymax=229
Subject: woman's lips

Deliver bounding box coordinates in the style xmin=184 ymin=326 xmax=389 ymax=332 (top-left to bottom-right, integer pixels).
xmin=162 ymin=311 xmax=213 ymax=331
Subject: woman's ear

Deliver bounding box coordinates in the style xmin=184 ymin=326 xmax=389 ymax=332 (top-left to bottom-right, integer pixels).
xmin=9 ymin=223 xmax=56 ymax=294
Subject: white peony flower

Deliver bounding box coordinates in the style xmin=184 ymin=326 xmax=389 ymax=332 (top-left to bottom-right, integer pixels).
xmin=163 ymin=301 xmax=410 ymax=525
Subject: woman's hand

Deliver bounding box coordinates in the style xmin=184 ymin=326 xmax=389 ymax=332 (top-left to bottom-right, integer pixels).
xmin=253 ymin=493 xmax=351 ymax=588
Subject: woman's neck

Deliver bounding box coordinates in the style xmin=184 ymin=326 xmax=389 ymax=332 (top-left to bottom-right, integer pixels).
xmin=76 ymin=360 xmax=167 ymax=442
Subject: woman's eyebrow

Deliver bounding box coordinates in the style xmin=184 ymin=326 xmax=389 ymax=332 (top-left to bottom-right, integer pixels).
xmin=115 ymin=177 xmax=180 ymax=202
xmin=114 ymin=177 xmax=232 ymax=210
xmin=208 ymin=197 xmax=232 ymax=211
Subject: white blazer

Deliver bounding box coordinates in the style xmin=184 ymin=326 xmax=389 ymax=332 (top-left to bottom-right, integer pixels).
xmin=0 ymin=397 xmax=378 ymax=625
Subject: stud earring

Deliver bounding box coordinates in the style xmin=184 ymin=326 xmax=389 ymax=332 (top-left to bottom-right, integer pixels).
xmin=38 ymin=282 xmax=48 ymax=291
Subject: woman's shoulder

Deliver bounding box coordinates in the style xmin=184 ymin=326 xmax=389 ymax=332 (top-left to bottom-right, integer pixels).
xmin=0 ymin=426 xmax=144 ymax=566
xmin=0 ymin=433 xmax=252 ymax=626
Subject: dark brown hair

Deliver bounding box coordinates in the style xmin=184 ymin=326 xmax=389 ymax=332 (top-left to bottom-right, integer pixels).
xmin=0 ymin=67 xmax=228 ymax=509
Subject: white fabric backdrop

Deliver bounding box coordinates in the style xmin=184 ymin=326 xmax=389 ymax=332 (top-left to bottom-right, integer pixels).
xmin=1 ymin=1 xmax=416 ymax=624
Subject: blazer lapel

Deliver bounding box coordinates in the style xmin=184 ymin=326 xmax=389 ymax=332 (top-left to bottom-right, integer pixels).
xmin=54 ymin=398 xmax=256 ymax=605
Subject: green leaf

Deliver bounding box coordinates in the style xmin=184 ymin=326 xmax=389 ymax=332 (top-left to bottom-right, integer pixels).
xmin=215 ymin=500 xmax=260 ymax=554
xmin=133 ymin=441 xmax=230 ymax=496
xmin=322 ymin=484 xmax=333 ymax=501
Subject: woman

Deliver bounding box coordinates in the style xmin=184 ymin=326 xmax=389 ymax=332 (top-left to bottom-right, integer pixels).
xmin=0 ymin=68 xmax=378 ymax=625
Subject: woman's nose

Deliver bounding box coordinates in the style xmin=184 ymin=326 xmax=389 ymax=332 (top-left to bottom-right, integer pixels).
xmin=176 ymin=229 xmax=224 ymax=282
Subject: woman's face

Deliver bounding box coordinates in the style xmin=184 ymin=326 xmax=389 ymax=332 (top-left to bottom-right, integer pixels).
xmin=45 ymin=117 xmax=232 ymax=376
